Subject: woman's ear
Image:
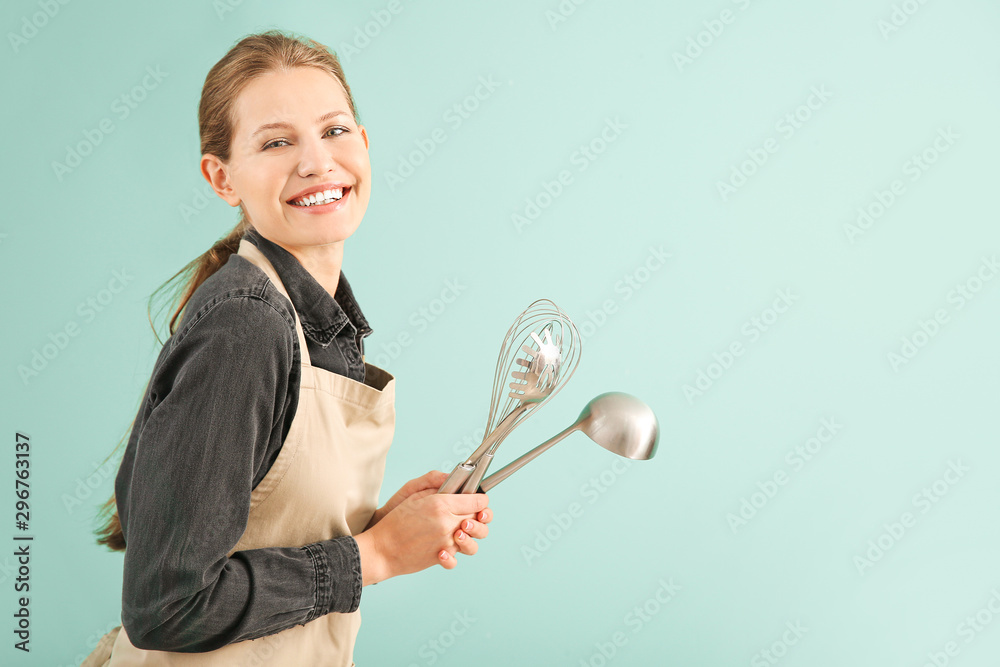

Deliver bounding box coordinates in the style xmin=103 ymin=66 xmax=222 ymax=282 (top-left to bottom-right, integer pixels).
xmin=200 ymin=154 xmax=241 ymax=207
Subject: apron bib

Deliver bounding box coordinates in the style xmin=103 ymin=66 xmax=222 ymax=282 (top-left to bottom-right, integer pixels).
xmin=88 ymin=239 xmax=395 ymax=667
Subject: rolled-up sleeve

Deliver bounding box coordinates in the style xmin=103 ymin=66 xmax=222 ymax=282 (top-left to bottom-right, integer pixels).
xmin=117 ymin=294 xmax=362 ymax=653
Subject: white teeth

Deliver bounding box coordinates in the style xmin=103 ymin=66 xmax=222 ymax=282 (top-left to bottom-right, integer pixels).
xmin=291 ymin=187 xmax=345 ymax=206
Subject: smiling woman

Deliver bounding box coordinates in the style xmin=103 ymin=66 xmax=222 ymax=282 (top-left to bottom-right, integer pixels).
xmin=204 ymin=65 xmax=372 ymax=283
xmin=81 ymin=29 xmax=493 ymax=667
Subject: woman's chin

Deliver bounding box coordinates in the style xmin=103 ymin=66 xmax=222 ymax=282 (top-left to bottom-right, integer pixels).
xmin=292 ymin=223 xmax=362 ymax=247
xmin=315 ymin=228 xmax=361 ymax=247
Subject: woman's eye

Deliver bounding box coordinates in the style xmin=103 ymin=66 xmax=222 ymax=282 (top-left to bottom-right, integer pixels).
xmin=263 ymin=138 xmax=289 ymax=150
xmin=263 ymin=127 xmax=347 ymax=150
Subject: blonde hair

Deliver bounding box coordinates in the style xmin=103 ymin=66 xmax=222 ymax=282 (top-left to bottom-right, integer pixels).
xmin=95 ymin=29 xmax=360 ymax=551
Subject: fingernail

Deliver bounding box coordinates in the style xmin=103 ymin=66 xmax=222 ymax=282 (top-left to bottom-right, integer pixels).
xmin=439 ymin=550 xmax=449 ymax=560
xmin=481 ymin=510 xmax=489 ymax=521
xmin=464 ymin=520 xmax=473 ymax=531
xmin=457 ymin=531 xmax=466 ymax=541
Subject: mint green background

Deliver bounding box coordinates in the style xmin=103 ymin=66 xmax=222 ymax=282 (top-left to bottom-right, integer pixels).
xmin=2 ymin=0 xmax=999 ymax=664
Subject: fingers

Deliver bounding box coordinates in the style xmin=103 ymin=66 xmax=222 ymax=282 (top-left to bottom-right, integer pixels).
xmin=449 ymin=509 xmax=493 ymax=559
xmin=453 ymin=519 xmax=483 ymax=556
xmin=402 ymin=470 xmax=449 ymax=496
xmin=454 ymin=528 xmax=479 ymax=556
xmin=440 ymin=516 xmax=492 ymax=565
xmin=437 ymin=549 xmax=458 ymax=569
xmin=452 ymin=514 xmax=490 ymax=557
xmin=421 ymin=470 xmax=449 ymax=488
xmin=438 ymin=492 xmax=490 ymax=515
xmin=400 ymin=490 xmax=493 ymax=570
xmin=457 ymin=518 xmax=489 ymax=540
xmin=408 ymin=488 xmax=439 ymax=503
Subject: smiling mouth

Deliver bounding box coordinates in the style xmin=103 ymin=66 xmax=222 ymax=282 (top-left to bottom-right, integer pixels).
xmin=288 ymin=186 xmax=351 ymax=207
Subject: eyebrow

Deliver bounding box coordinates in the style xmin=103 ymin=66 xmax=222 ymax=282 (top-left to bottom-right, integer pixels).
xmin=250 ymin=111 xmax=349 ymax=138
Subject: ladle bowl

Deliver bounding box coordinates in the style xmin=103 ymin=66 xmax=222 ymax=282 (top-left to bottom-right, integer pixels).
xmin=479 ymin=392 xmax=659 ymax=492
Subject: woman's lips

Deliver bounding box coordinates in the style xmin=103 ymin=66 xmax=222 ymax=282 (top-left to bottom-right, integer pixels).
xmin=287 ymin=186 xmax=351 ymax=213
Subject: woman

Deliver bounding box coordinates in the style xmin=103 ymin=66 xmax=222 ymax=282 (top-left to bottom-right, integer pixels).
xmin=83 ymin=30 xmax=492 ymax=666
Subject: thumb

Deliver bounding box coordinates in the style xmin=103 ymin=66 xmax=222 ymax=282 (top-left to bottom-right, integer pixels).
xmin=391 ymin=488 xmax=438 ymax=516
xmin=410 ymin=488 xmax=439 ymax=501
xmin=421 ymin=470 xmax=449 ymax=486
xmin=440 ymin=492 xmax=490 ymax=514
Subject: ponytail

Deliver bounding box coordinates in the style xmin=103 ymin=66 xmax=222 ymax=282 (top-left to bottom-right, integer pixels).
xmin=94 ymin=216 xmax=250 ymax=551
xmin=93 ymin=28 xmax=359 ymax=551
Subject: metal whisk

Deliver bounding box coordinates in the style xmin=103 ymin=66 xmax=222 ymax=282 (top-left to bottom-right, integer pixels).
xmin=439 ymin=299 xmax=581 ymax=494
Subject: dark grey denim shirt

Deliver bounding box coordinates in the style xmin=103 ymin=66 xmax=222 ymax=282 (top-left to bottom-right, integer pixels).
xmin=114 ymin=226 xmax=374 ymax=652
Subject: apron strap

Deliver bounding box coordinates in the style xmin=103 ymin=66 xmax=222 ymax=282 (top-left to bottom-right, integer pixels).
xmin=236 ymin=238 xmax=312 ymax=367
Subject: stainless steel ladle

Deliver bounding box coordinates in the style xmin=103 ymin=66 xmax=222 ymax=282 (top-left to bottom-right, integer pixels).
xmin=479 ymin=392 xmax=659 ymax=492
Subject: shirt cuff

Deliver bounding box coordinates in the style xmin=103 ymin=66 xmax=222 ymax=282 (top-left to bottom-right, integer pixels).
xmin=304 ymin=536 xmax=363 ymax=619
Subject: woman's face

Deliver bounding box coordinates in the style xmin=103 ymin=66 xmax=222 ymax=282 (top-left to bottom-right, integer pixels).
xmin=205 ymin=66 xmax=371 ymax=252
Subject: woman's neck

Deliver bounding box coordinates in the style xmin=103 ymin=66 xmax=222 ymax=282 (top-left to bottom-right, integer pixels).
xmin=281 ymin=241 xmax=344 ymax=299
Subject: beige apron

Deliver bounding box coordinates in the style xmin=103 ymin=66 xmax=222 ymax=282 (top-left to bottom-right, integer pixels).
xmin=84 ymin=239 xmax=395 ymax=667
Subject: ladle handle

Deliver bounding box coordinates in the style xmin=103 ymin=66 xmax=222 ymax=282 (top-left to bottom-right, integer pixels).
xmin=479 ymin=424 xmax=579 ymax=493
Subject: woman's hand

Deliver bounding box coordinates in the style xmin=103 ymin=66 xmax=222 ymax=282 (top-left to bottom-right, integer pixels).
xmin=355 ymin=489 xmax=493 ymax=585
xmin=365 ymin=470 xmax=450 ymax=530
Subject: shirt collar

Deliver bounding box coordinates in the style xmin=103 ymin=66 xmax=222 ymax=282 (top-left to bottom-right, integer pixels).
xmin=242 ymin=226 xmax=372 ymax=348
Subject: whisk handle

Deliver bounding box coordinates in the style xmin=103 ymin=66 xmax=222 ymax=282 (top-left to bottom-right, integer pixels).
xmin=458 ymin=453 xmax=494 ymax=493
xmin=438 ymin=463 xmax=475 ymax=494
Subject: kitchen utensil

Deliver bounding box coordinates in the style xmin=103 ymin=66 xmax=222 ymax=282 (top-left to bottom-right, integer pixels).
xmin=478 ymin=392 xmax=659 ymax=492
xmin=438 ymin=299 xmax=581 ymax=494
xmin=455 ymin=326 xmax=561 ymax=493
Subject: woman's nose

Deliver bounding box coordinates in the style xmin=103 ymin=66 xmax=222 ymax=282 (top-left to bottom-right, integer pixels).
xmin=296 ymin=138 xmax=340 ymax=176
